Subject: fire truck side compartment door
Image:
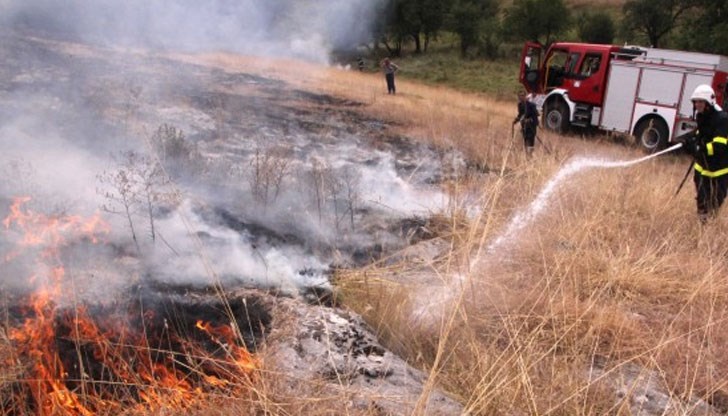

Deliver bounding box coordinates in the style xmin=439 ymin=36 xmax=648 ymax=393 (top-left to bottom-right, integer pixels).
xmin=680 ymin=72 xmax=715 ymax=118
xmin=601 ymin=62 xmax=640 ymax=133
xmin=638 ymin=69 xmax=682 ymax=106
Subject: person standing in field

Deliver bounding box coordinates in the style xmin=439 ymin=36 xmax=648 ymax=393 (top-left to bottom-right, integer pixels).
xmin=512 ymin=91 xmax=539 ymax=156
xmin=380 ymin=58 xmax=399 ymax=95
xmin=682 ymin=84 xmax=728 ymax=222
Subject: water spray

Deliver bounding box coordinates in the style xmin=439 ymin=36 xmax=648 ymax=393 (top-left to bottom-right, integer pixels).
xmin=483 ymin=142 xmax=684 ymax=255
xmin=414 ymin=142 xmax=686 ymax=327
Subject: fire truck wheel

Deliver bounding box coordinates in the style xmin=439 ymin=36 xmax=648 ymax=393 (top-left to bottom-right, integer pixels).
xmin=544 ymin=101 xmax=569 ymax=133
xmin=634 ymin=117 xmax=668 ymax=152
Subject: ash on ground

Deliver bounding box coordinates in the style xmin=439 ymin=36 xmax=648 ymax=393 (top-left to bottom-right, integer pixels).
xmin=0 ymin=31 xmax=469 ymax=299
xmin=0 ymin=30 xmax=468 ymax=414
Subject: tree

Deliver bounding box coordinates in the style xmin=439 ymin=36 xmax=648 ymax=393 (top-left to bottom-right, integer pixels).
xmin=397 ymin=0 xmax=423 ymax=53
xmin=577 ymin=11 xmax=616 ymax=45
xmin=135 ymin=154 xmax=175 ymax=244
xmin=97 ymin=151 xmax=175 ymax=253
xmin=379 ymin=0 xmax=453 ymax=55
xmin=248 ymin=146 xmax=292 ymax=208
xmin=339 ymin=166 xmax=361 ymax=231
xmin=420 ymin=0 xmax=452 ymax=52
xmin=622 ymin=0 xmax=695 ymax=48
xmin=150 ymin=124 xmax=205 ymax=179
xmin=377 ymin=0 xmax=418 ymax=56
xmin=504 ymin=0 xmax=571 ymax=45
xmin=97 ymin=152 xmax=142 ymax=253
xmin=448 ymin=0 xmax=499 ymax=57
xmin=676 ymin=0 xmax=728 ymax=55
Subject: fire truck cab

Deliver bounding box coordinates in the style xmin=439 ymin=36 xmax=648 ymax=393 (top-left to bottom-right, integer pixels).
xmin=520 ymin=41 xmax=728 ymax=151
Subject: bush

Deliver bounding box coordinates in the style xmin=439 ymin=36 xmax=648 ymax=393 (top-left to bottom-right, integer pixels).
xmin=504 ymin=0 xmax=571 ymax=45
xmin=150 ymin=124 xmax=206 ymax=178
xmin=577 ymin=11 xmax=616 ymax=45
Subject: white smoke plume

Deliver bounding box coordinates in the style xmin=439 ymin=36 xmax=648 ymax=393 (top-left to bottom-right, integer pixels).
xmin=0 ymin=1 xmax=465 ymax=303
xmin=0 ymin=0 xmax=386 ymax=62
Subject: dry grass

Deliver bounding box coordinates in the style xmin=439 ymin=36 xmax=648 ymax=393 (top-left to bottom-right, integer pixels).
xmin=177 ymin=55 xmax=728 ymax=414
xmin=4 ymin=43 xmax=727 ymax=415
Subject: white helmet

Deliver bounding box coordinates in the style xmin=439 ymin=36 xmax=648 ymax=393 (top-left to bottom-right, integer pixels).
xmin=691 ymin=84 xmax=716 ymax=105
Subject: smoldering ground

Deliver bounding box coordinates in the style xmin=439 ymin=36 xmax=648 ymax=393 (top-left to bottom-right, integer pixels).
xmin=0 ymin=23 xmax=472 ymax=415
xmin=0 ymin=31 xmax=466 ymax=304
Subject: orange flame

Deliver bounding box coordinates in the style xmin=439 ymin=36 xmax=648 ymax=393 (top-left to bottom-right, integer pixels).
xmin=2 ymin=197 xmax=258 ymax=415
xmin=3 ymin=196 xmax=110 ymax=247
xmin=196 ymin=319 xmax=260 ymax=371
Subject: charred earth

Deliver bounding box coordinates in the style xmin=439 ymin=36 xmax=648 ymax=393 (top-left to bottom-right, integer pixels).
xmin=0 ymin=30 xmax=464 ymax=414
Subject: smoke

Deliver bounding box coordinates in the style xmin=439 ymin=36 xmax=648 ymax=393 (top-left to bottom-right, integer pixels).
xmin=0 ymin=115 xmax=107 ymax=211
xmin=0 ymin=7 xmax=463 ymax=304
xmin=145 ymin=201 xmax=330 ymax=296
xmin=0 ymin=0 xmax=385 ymax=63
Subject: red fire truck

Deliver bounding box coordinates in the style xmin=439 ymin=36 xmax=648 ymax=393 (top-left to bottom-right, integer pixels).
xmin=519 ymin=41 xmax=728 ymax=151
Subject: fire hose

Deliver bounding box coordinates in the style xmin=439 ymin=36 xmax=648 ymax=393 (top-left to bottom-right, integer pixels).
xmin=594 ymin=142 xmax=689 ymax=195
xmin=617 ymin=142 xmax=683 ymax=167
xmin=535 ymin=134 xmax=552 ymax=154
xmin=674 ymin=151 xmax=694 ymax=196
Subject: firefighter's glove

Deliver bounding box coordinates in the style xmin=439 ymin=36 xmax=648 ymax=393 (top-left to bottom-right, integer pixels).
xmin=682 ymin=135 xmax=700 ymax=157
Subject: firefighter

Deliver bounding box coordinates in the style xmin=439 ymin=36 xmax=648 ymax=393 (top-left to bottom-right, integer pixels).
xmin=683 ymin=84 xmax=728 ymax=222
xmin=380 ymin=58 xmax=399 ymax=94
xmin=512 ymin=91 xmax=539 ymax=156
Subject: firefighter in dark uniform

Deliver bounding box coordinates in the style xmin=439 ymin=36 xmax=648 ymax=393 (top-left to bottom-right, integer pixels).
xmin=683 ymin=84 xmax=728 ymax=222
xmin=513 ymin=91 xmax=539 ymax=156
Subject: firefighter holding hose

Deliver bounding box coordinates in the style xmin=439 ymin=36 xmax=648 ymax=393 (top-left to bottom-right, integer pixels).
xmin=682 ymin=84 xmax=728 ymax=222
xmin=513 ymin=91 xmax=539 ymax=156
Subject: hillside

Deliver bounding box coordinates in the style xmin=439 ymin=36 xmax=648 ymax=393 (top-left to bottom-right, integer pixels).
xmin=2 ymin=27 xmax=728 ymax=416
xmin=198 ymin=47 xmax=728 ymax=415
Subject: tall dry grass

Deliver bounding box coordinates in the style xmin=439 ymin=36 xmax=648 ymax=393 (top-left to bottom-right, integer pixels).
xmin=184 ymin=56 xmax=728 ymax=414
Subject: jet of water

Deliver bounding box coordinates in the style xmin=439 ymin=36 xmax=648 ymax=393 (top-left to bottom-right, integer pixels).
xmin=484 ymin=143 xmax=683 ymax=255
xmin=410 ymin=143 xmax=683 ymax=327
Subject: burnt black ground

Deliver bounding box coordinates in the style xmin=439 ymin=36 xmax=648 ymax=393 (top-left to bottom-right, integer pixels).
xmin=0 ymin=30 xmax=470 ymax=414
xmin=0 ymin=29 xmax=467 ymax=299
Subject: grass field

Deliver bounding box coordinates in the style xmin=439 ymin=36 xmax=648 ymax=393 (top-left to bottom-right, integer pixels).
xmin=11 ymin=3 xmax=716 ymax=413
xmin=189 ymin=53 xmax=728 ymax=415
xmin=2 ymin=23 xmax=724 ymax=413
xmin=345 ymin=0 xmax=629 ymax=99
xmin=378 ymin=50 xmax=522 ymax=100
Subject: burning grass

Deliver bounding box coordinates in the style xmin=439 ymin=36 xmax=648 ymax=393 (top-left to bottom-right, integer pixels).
xmin=4 ymin=35 xmax=728 ymax=415
xmin=1 ymin=198 xmax=268 ymax=415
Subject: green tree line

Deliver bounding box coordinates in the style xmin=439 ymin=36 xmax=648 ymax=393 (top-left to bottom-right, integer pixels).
xmin=370 ymin=0 xmax=728 ymax=58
